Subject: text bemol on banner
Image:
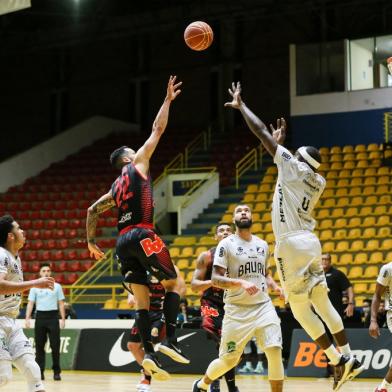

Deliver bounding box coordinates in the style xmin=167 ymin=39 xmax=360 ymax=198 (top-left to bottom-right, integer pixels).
xmin=287 ymin=328 xmax=392 ymax=378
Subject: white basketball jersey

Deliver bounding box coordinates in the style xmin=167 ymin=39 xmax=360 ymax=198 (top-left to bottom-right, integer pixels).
xmin=377 ymin=262 xmax=392 ymax=312
xmin=0 ymin=247 xmax=23 ymax=318
xmin=272 ymin=145 xmax=326 ymax=239
xmin=213 ymin=234 xmax=270 ymax=306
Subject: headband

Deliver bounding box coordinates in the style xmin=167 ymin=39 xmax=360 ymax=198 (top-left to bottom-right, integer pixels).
xmin=298 ymin=147 xmax=320 ymax=169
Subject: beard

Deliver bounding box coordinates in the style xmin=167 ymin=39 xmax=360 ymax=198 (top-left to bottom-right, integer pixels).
xmin=235 ymin=218 xmax=252 ymax=229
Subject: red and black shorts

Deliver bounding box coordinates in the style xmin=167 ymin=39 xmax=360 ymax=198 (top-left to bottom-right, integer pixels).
xmin=128 ymin=311 xmax=166 ymax=344
xmin=200 ymin=299 xmax=224 ymax=342
xmin=116 ymin=227 xmax=177 ymax=286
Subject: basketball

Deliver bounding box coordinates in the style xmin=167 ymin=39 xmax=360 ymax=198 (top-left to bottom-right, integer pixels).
xmin=184 ymin=21 xmax=214 ymax=51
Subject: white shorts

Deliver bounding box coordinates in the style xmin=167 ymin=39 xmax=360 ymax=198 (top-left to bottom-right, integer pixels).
xmin=219 ymin=301 xmax=282 ymax=358
xmin=274 ymin=231 xmax=327 ymax=301
xmin=387 ymin=312 xmax=392 ymax=333
xmin=0 ymin=317 xmax=34 ymax=361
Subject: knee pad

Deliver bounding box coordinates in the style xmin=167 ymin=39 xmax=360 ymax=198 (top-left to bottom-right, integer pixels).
xmin=264 ymin=347 xmax=284 ymax=381
xmin=0 ymin=361 xmax=12 ymax=386
xmin=14 ymin=354 xmax=43 ymax=392
xmin=289 ymin=298 xmax=326 ymax=340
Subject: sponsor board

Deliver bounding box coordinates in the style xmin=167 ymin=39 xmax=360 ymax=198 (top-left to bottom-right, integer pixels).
xmin=288 ymin=328 xmax=392 ymax=378
xmin=75 ymin=328 xmax=218 ymax=373
xmin=24 ymin=329 xmax=80 ymax=370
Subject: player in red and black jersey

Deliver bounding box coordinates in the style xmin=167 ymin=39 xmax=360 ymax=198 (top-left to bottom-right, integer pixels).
xmin=128 ymin=267 xmax=186 ymax=392
xmin=191 ymin=223 xmax=240 ymax=392
xmin=86 ymin=76 xmax=188 ymax=380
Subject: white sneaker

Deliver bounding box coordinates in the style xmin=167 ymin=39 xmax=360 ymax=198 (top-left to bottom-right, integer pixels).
xmin=254 ymin=361 xmax=264 ymax=374
xmin=238 ymin=363 xmax=254 ymax=374
xmin=136 ymin=383 xmax=152 ymax=392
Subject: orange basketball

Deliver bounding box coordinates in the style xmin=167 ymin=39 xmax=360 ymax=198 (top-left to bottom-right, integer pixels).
xmin=184 ymin=21 xmax=214 ymax=51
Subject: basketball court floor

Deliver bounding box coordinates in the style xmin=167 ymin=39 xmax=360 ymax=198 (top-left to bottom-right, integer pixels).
xmin=2 ymin=370 xmax=380 ymax=391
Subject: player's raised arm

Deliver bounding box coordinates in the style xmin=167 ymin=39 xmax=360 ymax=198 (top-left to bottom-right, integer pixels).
xmin=224 ymin=82 xmax=286 ymax=157
xmin=86 ymin=190 xmax=116 ymax=260
xmin=134 ymin=76 xmax=182 ymax=173
xmin=191 ymin=252 xmax=213 ymax=293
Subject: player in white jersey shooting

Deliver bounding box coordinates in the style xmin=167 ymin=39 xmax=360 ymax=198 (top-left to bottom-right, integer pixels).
xmin=192 ymin=205 xmax=284 ymax=392
xmin=225 ymin=82 xmax=364 ymax=390
xmin=0 ymin=215 xmax=55 ymax=392
xmin=369 ymin=262 xmax=392 ymax=392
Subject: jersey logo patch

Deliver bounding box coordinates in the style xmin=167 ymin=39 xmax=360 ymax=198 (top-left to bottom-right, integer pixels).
xmin=227 ymin=341 xmax=236 ymax=353
xmin=201 ymin=305 xmax=220 ymax=318
xmin=140 ymin=236 xmax=165 ymax=257
xmin=218 ymin=247 xmax=225 ymax=257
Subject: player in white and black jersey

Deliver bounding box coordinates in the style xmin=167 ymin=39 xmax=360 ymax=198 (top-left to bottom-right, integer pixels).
xmin=0 ymin=215 xmax=55 ymax=392
xmin=192 ymin=205 xmax=284 ymax=392
xmin=225 ymin=82 xmax=363 ymax=391
xmin=369 ymin=262 xmax=392 ymax=392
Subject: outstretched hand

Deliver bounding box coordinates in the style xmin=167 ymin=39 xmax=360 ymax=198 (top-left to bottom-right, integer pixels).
xmin=166 ymin=75 xmax=182 ymax=101
xmin=270 ymin=117 xmax=287 ymax=145
xmin=224 ymin=82 xmax=243 ymax=109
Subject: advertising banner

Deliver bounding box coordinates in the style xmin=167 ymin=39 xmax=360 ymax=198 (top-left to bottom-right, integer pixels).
xmin=75 ymin=328 xmax=217 ymax=373
xmin=24 ymin=329 xmax=80 ymax=370
xmin=288 ymin=328 xmax=392 ymax=378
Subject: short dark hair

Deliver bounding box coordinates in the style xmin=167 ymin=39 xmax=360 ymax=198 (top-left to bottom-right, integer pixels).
xmin=40 ymin=263 xmax=51 ymax=271
xmin=0 ymin=215 xmax=15 ymax=247
xmin=216 ymin=223 xmax=232 ymax=233
xmin=109 ymin=146 xmax=129 ymax=169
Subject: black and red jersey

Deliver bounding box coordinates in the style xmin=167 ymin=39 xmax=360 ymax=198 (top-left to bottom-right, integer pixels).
xmin=201 ymin=247 xmax=224 ymax=307
xmin=148 ymin=274 xmax=165 ymax=312
xmin=111 ymin=163 xmax=154 ymax=234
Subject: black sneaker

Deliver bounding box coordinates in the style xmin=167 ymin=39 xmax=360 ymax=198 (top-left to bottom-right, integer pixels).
xmin=192 ymin=379 xmax=207 ymax=392
xmin=142 ymin=353 xmax=170 ymax=381
xmin=53 ymin=373 xmax=61 ymax=381
xmin=210 ymin=379 xmax=220 ymax=392
xmin=332 ymin=355 xmax=355 ymax=391
xmin=347 ymin=357 xmax=365 ymax=381
xmin=157 ymin=339 xmax=190 ymax=364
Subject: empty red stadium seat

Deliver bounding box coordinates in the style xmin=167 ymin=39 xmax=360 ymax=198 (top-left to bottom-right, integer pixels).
xmin=68 ymin=261 xmax=81 ymax=272
xmin=80 ymin=260 xmax=94 ymax=271
xmin=66 ymin=273 xmax=79 ymax=284
xmin=30 ymin=262 xmax=41 ymax=273
xmin=54 ymin=273 xmax=66 ymax=285
xmin=53 ymin=261 xmax=67 ymax=272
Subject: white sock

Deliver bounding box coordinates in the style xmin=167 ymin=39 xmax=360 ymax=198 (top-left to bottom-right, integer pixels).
xmin=197 ymin=378 xmax=209 ymax=390
xmin=339 ymin=343 xmax=351 ymax=355
xmin=324 ymin=345 xmax=341 ymax=365
xmin=246 ymin=361 xmax=252 ymax=367
xmin=381 ymin=379 xmax=391 ymax=389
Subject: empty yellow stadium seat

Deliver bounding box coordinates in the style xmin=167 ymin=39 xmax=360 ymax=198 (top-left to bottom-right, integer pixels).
xmin=352 ymin=169 xmax=363 ymax=177
xmin=365 ymin=195 xmax=377 ymax=205
xmin=353 ymin=253 xmax=367 ymax=264
xmin=180 ymin=247 xmax=194 ymax=257
xmin=362 ymin=228 xmax=376 ymax=239
xmin=357 ymin=160 xmax=368 ymax=168
xmin=376 ymin=185 xmax=390 ymax=195
xmin=317 ymin=209 xmax=330 ymax=219
xmin=351 ymin=196 xmax=363 ymax=206
xmin=264 ymin=222 xmax=272 ymax=232
xmin=117 ymin=299 xmax=130 ymax=310
xmin=343 ymin=153 xmax=355 ymax=162
xmin=198 ymin=236 xmax=216 ymax=245
xmin=348 ymin=187 xmax=362 ymax=197
xmin=261 ymin=213 xmax=271 ymax=222
xmin=186 ymin=287 xmax=194 ymax=296
xmin=364 ymin=168 xmax=377 ymax=177
xmin=351 ymin=240 xmax=364 ymax=252
xmin=331 ymin=208 xmax=344 ymax=218
xmin=377 ymin=216 xmax=390 ymax=226
xmin=357 ymin=152 xmax=368 ymax=160
xmin=253 ymin=222 xmax=263 ymax=233
xmin=354 ymin=145 xmax=366 ymax=152
xmin=369 ymin=151 xmax=381 ymax=160
xmin=266 ymin=166 xmax=278 ymax=174
xmin=335 ymin=241 xmax=349 ymax=252
xmin=350 ymin=178 xmax=362 ymax=186
xmin=369 ymin=252 xmax=383 ymax=264
xmin=367 ymin=143 xmax=379 ymax=152
xmin=348 ymin=266 xmax=363 ymax=279
xmin=322 ymin=241 xmax=335 ymax=253
xmin=243 ymin=194 xmax=256 ymax=203
xmin=194 ymin=246 xmax=208 ymax=255
xmin=362 ymin=216 xmax=376 ymax=227
xmin=377 ymin=227 xmax=391 ymax=238
xmin=319 ymin=219 xmax=333 ymax=230
xmin=254 ymin=202 xmax=268 ymax=212
xmin=265 ymin=232 xmax=275 ymax=243
xmin=359 ymin=206 xmax=372 ymax=216
xmin=323 ymin=190 xmax=335 ymax=198
xmin=176 ymin=259 xmax=190 ymax=269
xmin=368 ymin=283 xmax=376 ymax=293
xmin=347 ymin=228 xmax=360 ymax=239
xmin=255 ymin=193 xmax=268 ymax=202
xmin=103 ymin=299 xmax=118 ymax=309
xmin=259 ymin=184 xmax=272 ymax=192
xmin=380 ymin=195 xmax=391 ymax=204
xmin=320 ymin=230 xmax=333 ymax=241
xmin=353 ymin=283 xmax=367 ymax=294
xmin=263 ymin=175 xmax=276 ymax=183
xmin=347 ymin=217 xmax=361 ymax=228
xmin=364 ymin=266 xmax=379 ymax=278
xmin=247 ymin=184 xmax=259 ymax=193
xmin=336 ymin=197 xmax=350 ymax=207
xmin=331 ymin=162 xmax=343 ymax=170
xmin=334 ymin=218 xmax=347 ymax=228
xmin=381 ymin=239 xmax=392 ymax=250
xmin=326 ymin=171 xmax=338 ymax=179
xmin=337 ymin=266 xmax=348 ymax=275
xmin=338 ymin=253 xmax=353 ymax=265
xmin=342 ymin=145 xmax=354 ymax=153
xmin=366 ymin=240 xmax=379 ymax=251
xmin=170 ymin=247 xmax=181 ymax=257
xmin=377 ymin=167 xmax=390 ymax=175
xmin=331 ymin=154 xmax=343 ymax=162
xmin=343 ymin=161 xmax=356 ymax=170
xmin=331 ymin=146 xmax=342 ymax=154
xmin=320 ymin=147 xmax=329 ymax=155
xmin=173 ymin=237 xmax=197 ymax=246
xmin=374 ymin=205 xmax=387 ymax=215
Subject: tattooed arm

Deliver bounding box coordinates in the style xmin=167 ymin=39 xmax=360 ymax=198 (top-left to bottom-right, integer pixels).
xmin=191 ymin=251 xmax=213 ymax=293
xmin=86 ymin=191 xmax=116 ymax=260
xmin=211 ymin=266 xmax=259 ymax=295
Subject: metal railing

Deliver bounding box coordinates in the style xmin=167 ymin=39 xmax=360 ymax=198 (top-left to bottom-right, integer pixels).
xmin=235 ymin=147 xmax=259 ymax=189
xmin=153 ymin=153 xmax=184 ymax=185
xmin=384 ymin=112 xmax=392 ymax=143
xmin=69 ymin=249 xmax=116 ymax=303
xmin=184 ymin=128 xmax=212 ymax=167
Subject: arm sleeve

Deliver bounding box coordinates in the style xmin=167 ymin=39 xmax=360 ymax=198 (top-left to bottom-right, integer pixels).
xmin=56 ymin=284 xmax=65 ymax=301
xmin=213 ymin=240 xmax=229 ymax=270
xmin=28 ymin=288 xmax=37 ymax=302
xmin=377 ymin=265 xmax=390 ymax=287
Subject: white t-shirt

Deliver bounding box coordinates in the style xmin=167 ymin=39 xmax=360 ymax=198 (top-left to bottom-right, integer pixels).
xmin=377 ymin=262 xmax=392 ymax=311
xmin=272 ymin=145 xmax=326 ymax=239
xmin=0 ymin=247 xmax=23 ymax=318
xmin=213 ymin=234 xmax=270 ymax=306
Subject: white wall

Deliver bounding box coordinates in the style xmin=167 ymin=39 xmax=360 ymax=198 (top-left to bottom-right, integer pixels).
xmin=0 ymin=116 xmax=139 ymax=192
xmin=349 ymin=38 xmax=374 ymax=91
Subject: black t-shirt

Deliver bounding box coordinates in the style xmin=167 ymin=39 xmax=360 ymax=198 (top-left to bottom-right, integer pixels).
xmin=324 ymin=266 xmax=352 ymax=315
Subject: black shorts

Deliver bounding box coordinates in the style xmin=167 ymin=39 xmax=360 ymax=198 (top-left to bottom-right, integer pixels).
xmin=116 ymin=227 xmax=177 ymax=285
xmin=200 ymin=298 xmax=224 ymax=342
xmin=128 ymin=311 xmax=166 ymax=344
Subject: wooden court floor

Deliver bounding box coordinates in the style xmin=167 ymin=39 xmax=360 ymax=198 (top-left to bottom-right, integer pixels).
xmin=1 ymin=370 xmax=382 ymax=391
